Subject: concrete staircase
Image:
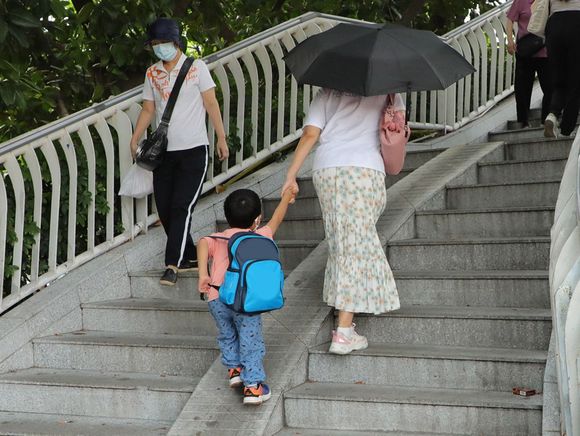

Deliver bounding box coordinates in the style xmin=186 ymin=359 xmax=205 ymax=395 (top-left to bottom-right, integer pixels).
xmin=0 ymin=148 xmax=438 ymax=435
xmin=278 ymin=129 xmax=573 ymax=434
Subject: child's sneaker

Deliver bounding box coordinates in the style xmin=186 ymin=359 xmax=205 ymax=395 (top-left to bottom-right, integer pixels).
xmin=243 ymin=383 xmax=271 ymax=405
xmin=329 ymin=325 xmax=368 ymax=355
xmin=228 ymin=367 xmax=242 ymax=388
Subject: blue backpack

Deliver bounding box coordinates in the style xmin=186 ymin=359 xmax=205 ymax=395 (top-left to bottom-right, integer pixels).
xmin=213 ymin=231 xmax=284 ymax=314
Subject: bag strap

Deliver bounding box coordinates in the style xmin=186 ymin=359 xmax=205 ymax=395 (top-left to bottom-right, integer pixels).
xmin=159 ymin=57 xmax=195 ymax=128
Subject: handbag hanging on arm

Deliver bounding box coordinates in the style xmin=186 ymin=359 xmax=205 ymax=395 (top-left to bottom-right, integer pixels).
xmin=379 ymin=94 xmax=410 ymax=176
xmin=136 ymin=57 xmax=195 ymax=171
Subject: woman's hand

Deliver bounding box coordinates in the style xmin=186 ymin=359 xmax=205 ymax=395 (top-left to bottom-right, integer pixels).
xmin=281 ymin=177 xmax=299 ymax=204
xmin=507 ymin=39 xmax=516 ymax=55
xmin=216 ymin=137 xmax=229 ymax=161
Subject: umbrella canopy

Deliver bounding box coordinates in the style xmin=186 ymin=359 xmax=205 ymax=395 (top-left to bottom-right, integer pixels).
xmin=284 ymin=22 xmax=475 ymax=96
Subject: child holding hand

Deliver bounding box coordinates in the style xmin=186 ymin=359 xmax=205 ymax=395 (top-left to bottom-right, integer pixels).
xmin=197 ymin=187 xmax=297 ymax=405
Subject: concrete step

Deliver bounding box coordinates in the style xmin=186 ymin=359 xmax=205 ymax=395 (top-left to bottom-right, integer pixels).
xmin=217 ymin=218 xmax=325 ymax=241
xmin=275 ymin=429 xmax=457 ymax=436
xmin=489 ymin=122 xmax=578 ymax=142
xmin=0 ymin=411 xmax=171 ymax=435
xmin=446 ymin=179 xmax=560 ymax=209
xmin=393 ymin=270 xmax=549 ymax=308
xmin=415 ymin=206 xmax=554 ymax=238
xmin=129 ymin=270 xmax=201 ymax=300
xmin=353 ymin=305 xmax=551 ymax=350
xmin=387 ymin=237 xmax=550 ymax=271
xmin=278 ymin=240 xmax=320 ymax=270
xmin=0 ymin=368 xmax=195 ymax=421
xmin=82 ymin=298 xmax=215 ymax=336
xmin=505 ymin=137 xmax=573 ymax=161
xmin=284 ymin=382 xmax=542 ymax=435
xmin=477 ymin=158 xmax=566 ymax=184
xmin=33 ymin=331 xmax=219 ymax=376
xmin=264 ymin=195 xmax=321 ymax=219
xmin=402 ymin=148 xmax=443 ymax=168
xmin=129 ymin=269 xmax=292 ymax=300
xmin=308 ymin=342 xmax=546 ymax=391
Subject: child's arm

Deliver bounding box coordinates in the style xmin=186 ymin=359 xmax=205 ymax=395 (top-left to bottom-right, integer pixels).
xmin=197 ymin=239 xmax=211 ymax=298
xmin=266 ymin=187 xmax=297 ymax=236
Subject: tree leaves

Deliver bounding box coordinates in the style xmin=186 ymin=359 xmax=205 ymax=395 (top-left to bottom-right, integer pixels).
xmin=7 ymin=9 xmax=41 ymax=28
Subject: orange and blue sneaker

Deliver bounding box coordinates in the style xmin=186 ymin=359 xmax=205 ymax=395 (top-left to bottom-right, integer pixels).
xmin=228 ymin=367 xmax=242 ymax=388
xmin=243 ymin=383 xmax=271 ymax=405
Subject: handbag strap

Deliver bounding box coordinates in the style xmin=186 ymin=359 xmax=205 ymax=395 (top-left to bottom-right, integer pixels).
xmin=159 ymin=57 xmax=195 ymax=128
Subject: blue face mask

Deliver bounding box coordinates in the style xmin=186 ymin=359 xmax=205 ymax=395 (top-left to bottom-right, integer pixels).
xmin=153 ymin=42 xmax=178 ymax=62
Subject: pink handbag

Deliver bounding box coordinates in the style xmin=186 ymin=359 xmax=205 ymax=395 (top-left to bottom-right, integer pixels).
xmin=379 ymin=94 xmax=410 ymax=176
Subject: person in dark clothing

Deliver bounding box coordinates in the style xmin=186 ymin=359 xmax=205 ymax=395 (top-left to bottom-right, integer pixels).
xmin=130 ymin=18 xmax=229 ymax=285
xmin=507 ymin=0 xmax=552 ymax=127
xmin=544 ymin=0 xmax=580 ymax=137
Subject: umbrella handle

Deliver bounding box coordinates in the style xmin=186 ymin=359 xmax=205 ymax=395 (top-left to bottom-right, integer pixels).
xmin=405 ymin=85 xmax=411 ymax=127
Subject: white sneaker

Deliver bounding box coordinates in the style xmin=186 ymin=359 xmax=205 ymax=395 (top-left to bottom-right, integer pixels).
xmin=544 ymin=113 xmax=560 ymax=138
xmin=329 ymin=325 xmax=368 ymax=355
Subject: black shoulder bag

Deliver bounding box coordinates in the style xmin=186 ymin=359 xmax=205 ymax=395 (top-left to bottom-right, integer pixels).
xmin=136 ymin=57 xmax=195 ymax=171
xmin=516 ymin=33 xmax=545 ymax=58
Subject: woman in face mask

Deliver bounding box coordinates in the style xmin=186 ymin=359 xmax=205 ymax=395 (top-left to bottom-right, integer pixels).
xmin=130 ymin=17 xmax=229 ymax=286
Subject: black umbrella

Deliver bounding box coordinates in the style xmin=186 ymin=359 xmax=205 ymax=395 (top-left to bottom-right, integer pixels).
xmin=284 ymin=22 xmax=475 ymax=120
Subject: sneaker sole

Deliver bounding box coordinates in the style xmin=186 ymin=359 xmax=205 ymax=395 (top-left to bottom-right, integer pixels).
xmin=328 ymin=341 xmax=369 ymax=355
xmin=178 ymin=267 xmax=198 ymax=272
xmin=544 ymin=119 xmax=557 ymax=138
xmin=229 ymin=377 xmax=243 ymax=388
xmin=159 ymin=279 xmax=177 ymax=286
xmin=243 ymin=391 xmax=271 ymax=405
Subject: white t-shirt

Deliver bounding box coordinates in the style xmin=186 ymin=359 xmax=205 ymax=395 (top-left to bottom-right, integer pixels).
xmin=550 ymin=0 xmax=580 ymax=14
xmin=304 ymin=89 xmax=405 ymax=173
xmin=142 ymin=54 xmax=216 ymax=151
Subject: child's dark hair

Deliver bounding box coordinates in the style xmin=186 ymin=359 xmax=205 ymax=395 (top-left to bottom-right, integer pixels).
xmin=224 ymin=189 xmax=262 ymax=228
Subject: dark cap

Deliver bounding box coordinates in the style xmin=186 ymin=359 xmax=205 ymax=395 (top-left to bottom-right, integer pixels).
xmin=145 ymin=18 xmax=181 ymax=46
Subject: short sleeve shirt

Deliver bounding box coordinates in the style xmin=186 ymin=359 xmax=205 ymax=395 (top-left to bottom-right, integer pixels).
xmin=202 ymin=226 xmax=274 ymax=302
xmin=142 ymin=54 xmax=216 ymax=151
xmin=507 ymin=0 xmax=548 ymax=57
xmin=305 ymin=89 xmax=405 ymax=173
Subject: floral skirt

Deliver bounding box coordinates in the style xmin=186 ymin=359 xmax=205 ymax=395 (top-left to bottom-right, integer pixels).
xmin=313 ymin=166 xmax=400 ymax=315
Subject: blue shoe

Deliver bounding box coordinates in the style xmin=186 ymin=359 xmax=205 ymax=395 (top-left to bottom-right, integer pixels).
xmin=243 ymin=383 xmax=271 ymax=405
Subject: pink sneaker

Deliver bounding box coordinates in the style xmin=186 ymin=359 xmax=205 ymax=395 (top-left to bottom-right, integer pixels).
xmin=329 ymin=325 xmax=368 ymax=355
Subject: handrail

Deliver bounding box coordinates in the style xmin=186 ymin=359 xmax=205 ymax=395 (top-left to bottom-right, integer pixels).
xmin=0 ymin=5 xmax=516 ymax=314
xmin=550 ymin=133 xmax=580 ymax=436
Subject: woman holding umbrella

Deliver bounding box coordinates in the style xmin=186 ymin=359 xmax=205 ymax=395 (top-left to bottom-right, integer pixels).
xmin=281 ymin=89 xmax=403 ymax=354
xmin=281 ymin=22 xmax=475 ymax=354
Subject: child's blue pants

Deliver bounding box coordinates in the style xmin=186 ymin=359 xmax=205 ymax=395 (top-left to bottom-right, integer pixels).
xmin=208 ymin=299 xmax=266 ymax=386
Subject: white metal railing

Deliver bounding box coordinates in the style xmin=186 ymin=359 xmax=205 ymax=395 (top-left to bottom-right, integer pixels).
xmin=550 ymin=133 xmax=580 ymax=436
xmin=0 ymin=6 xmax=515 ymax=313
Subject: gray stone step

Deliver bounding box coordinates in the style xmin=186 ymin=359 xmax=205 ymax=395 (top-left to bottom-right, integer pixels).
xmin=489 ymin=123 xmax=578 ymax=142
xmin=393 ymin=270 xmax=549 ymax=308
xmin=82 ymin=298 xmax=216 ymax=336
xmin=387 ymin=237 xmax=550 ymax=271
xmin=33 ymin=331 xmax=219 ymax=376
xmin=353 ymin=305 xmax=551 ymax=350
xmin=129 ymin=268 xmax=292 ymax=300
xmin=415 ymin=207 xmax=554 ymax=238
xmin=477 ymin=158 xmax=566 ymax=184
xmin=0 ymin=368 xmax=195 ymax=421
xmin=275 ymin=429 xmax=457 ymax=436
xmin=278 ymin=240 xmax=320 ymax=270
xmin=0 ymin=412 xmax=171 ymax=435
xmin=263 ymin=195 xmax=321 ymax=219
xmin=505 ymin=137 xmax=573 ymax=161
xmin=308 ymin=342 xmax=546 ymax=391
xmin=402 ymin=148 xmax=443 ymax=168
xmin=446 ymin=179 xmax=560 ymax=209
xmin=129 ymin=270 xmax=201 ymax=300
xmin=284 ymin=382 xmax=542 ymax=435
xmin=217 ymin=218 xmax=325 ymax=241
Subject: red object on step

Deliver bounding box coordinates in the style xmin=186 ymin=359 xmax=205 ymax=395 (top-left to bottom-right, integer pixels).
xmin=512 ymin=387 xmax=536 ymax=397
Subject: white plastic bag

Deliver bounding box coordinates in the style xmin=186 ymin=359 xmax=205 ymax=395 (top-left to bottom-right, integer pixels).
xmin=118 ymin=164 xmax=154 ymax=198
